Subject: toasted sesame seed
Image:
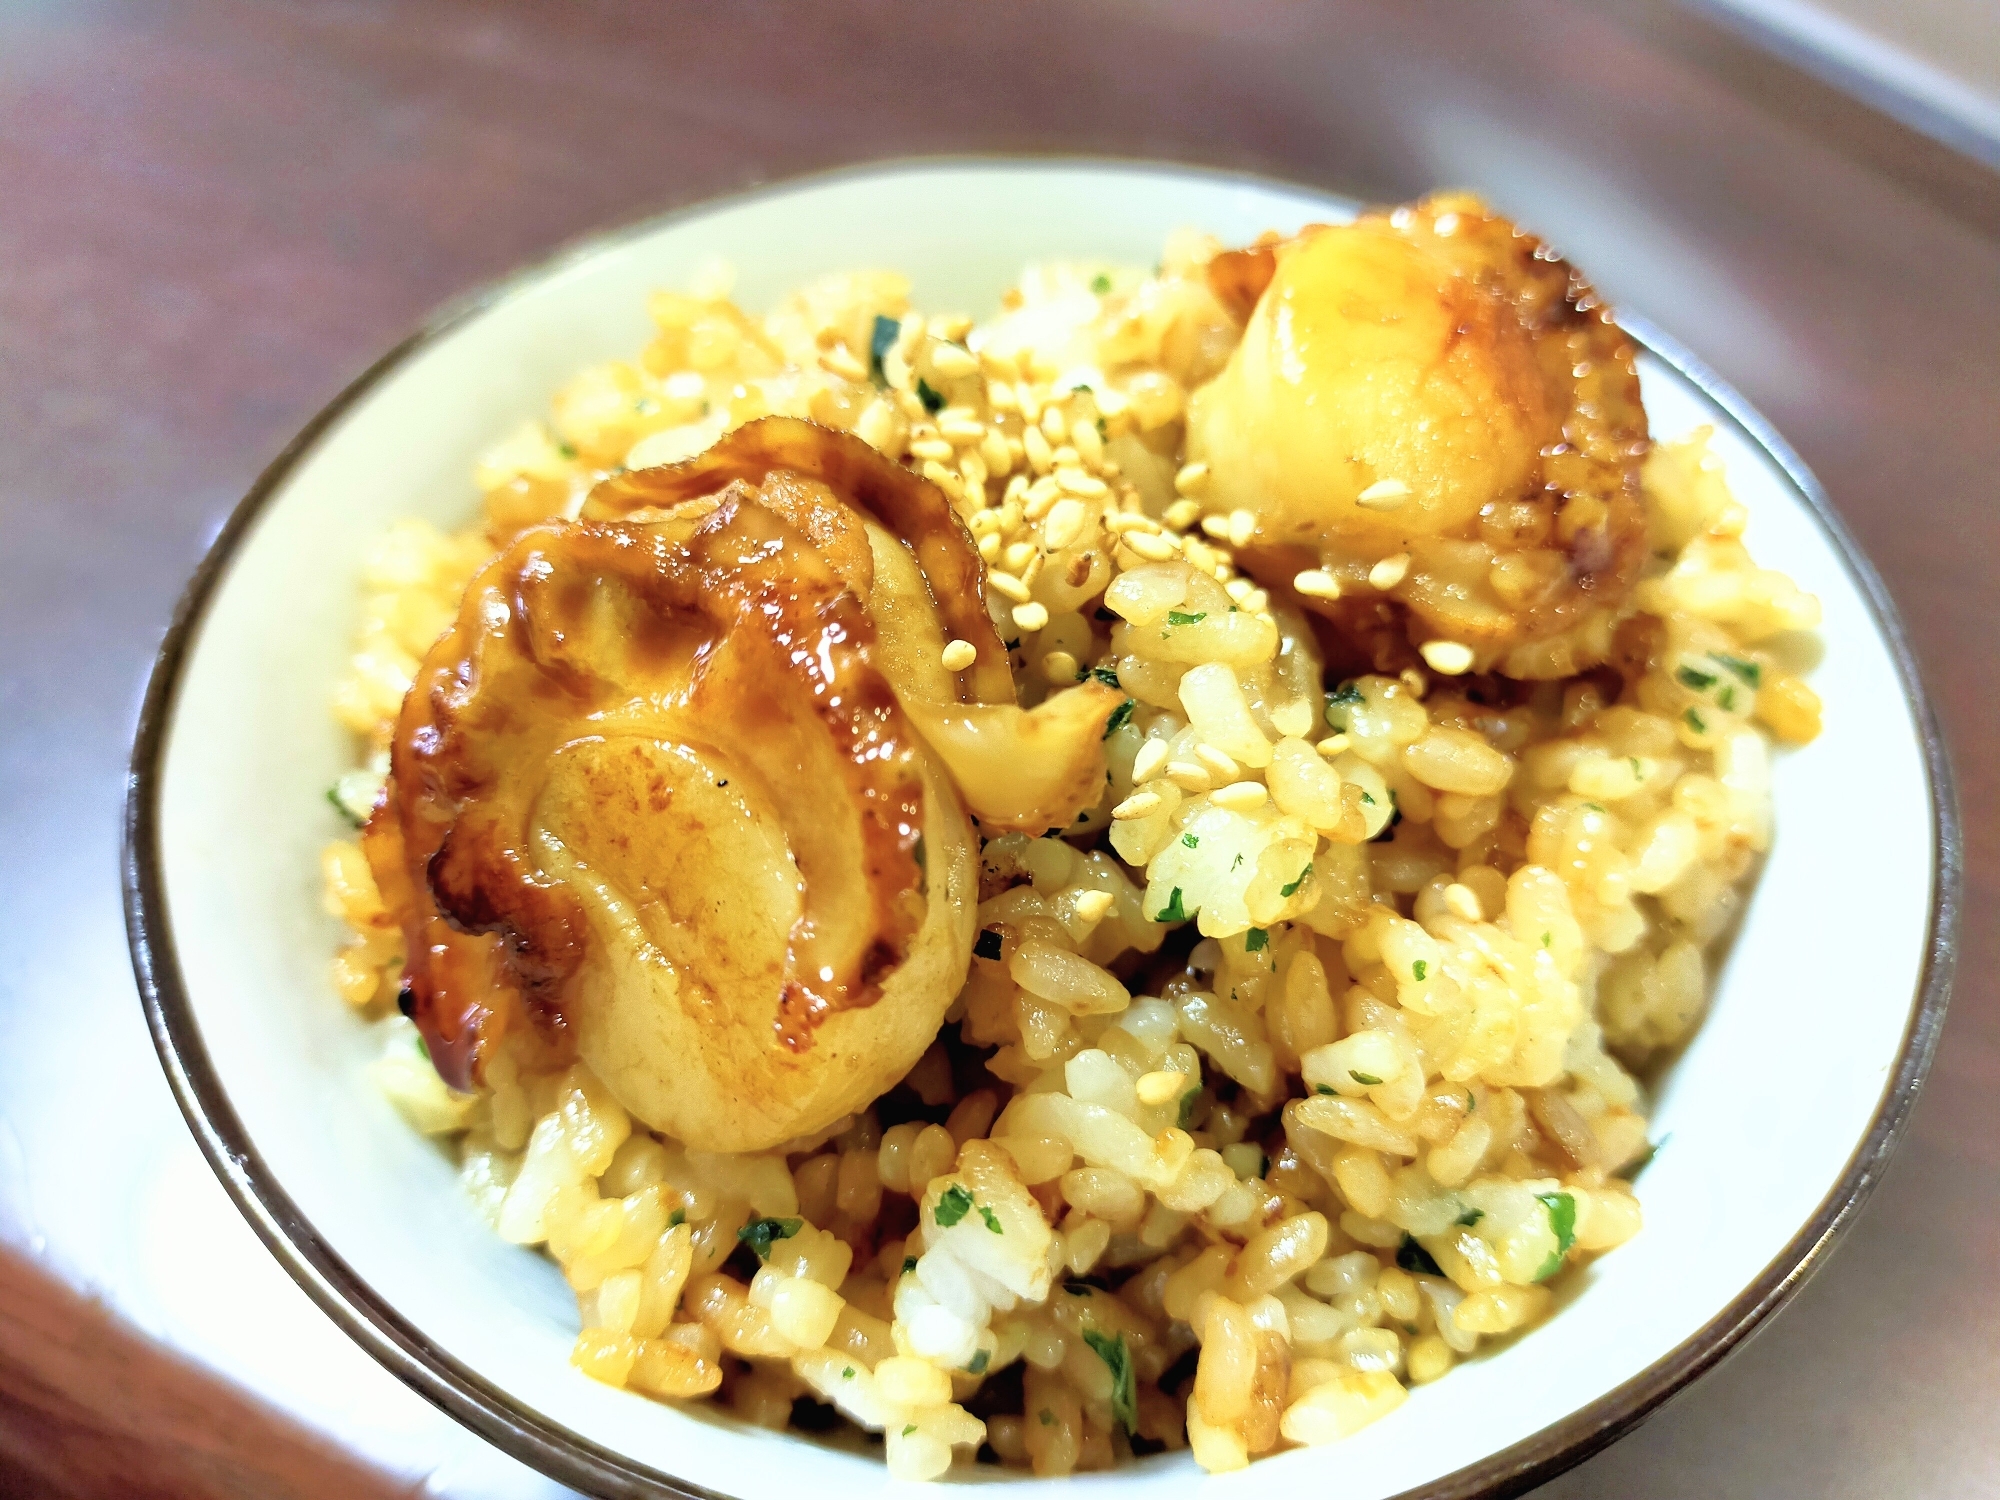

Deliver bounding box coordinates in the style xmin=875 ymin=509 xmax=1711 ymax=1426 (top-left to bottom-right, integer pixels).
xmin=979 ymin=349 xmax=1022 ymax=384
xmin=1199 ymin=513 xmax=1231 ymax=541
xmin=929 ymin=342 xmax=980 ymax=378
xmin=1040 ymin=405 xmax=1067 ymax=443
xmin=921 ymin=459 xmax=961 ymax=499
xmin=1012 ymin=601 xmax=1051 ymax=632
xmin=1001 ymin=472 xmax=1030 ymax=508
xmin=1356 ymin=478 xmax=1411 ymax=510
xmin=854 ymin=398 xmax=899 ymax=454
xmin=1072 ymin=889 xmax=1117 ymax=924
xmin=1132 ymin=739 xmax=1170 ymax=783
xmin=988 ymin=570 xmax=1031 ymax=603
xmin=1194 ymin=745 xmax=1240 ymax=781
xmin=1163 ymin=498 xmax=1202 ymax=531
xmin=1227 ymin=509 xmax=1257 ymax=548
xmin=1018 ymin=551 xmax=1044 ymax=587
xmin=1134 ymin=1069 xmax=1188 ymax=1107
xmin=1239 ymin=588 xmax=1269 ymax=613
xmin=1112 ymin=791 xmax=1163 ymax=820
xmin=909 ymin=436 xmax=955 ymax=463
xmin=1055 ymin=468 xmax=1109 ymax=498
xmin=937 ymin=414 xmax=986 ymax=444
xmin=1174 ymin=461 xmax=1211 ymax=496
xmin=1103 ymin=512 xmax=1161 ymax=535
xmin=1399 ymin=667 xmax=1429 ymax=698
xmin=1003 ymin=540 xmax=1037 ymax=573
xmin=819 ymin=344 xmax=869 ymax=382
xmin=1043 ymin=498 xmax=1088 ymax=551
xmin=1040 ymin=649 xmax=1079 ymax=683
xmin=980 ymin=428 xmax=1014 ymax=477
xmin=1315 ymin=733 xmax=1352 ymax=758
xmin=1050 ymin=444 xmax=1080 ymax=468
xmin=1023 ymin=425 xmax=1054 ymax=474
xmin=1419 ymin=639 xmax=1475 ymax=675
xmin=1270 ymin=700 xmax=1316 ymax=738
xmin=1124 ymin=531 xmax=1179 ymax=562
xmin=940 ymin=639 xmax=978 ymax=672
xmin=977 ymin=532 xmax=1002 ymax=563
xmin=1164 ymin=760 xmax=1212 ymax=792
xmin=959 ymin=450 xmax=988 ymax=489
xmin=1210 ymin=780 xmax=1269 ymax=812
xmin=1442 ymin=882 xmax=1484 ymax=922
xmin=1368 ymin=553 xmax=1412 ymax=590
xmin=986 ymin=380 xmax=1019 ymax=412
xmin=1070 ymin=417 xmax=1104 ymax=467
xmin=1293 ymin=569 xmax=1342 ymax=601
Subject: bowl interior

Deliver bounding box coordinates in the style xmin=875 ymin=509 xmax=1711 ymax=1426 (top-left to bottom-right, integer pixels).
xmin=143 ymin=161 xmax=1939 ymax=1499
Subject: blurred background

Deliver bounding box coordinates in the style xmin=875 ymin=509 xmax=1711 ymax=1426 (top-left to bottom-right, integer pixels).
xmin=2 ymin=2 xmax=1995 ymax=1496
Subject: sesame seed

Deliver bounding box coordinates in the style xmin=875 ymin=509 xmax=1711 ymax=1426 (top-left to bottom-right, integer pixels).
xmin=1124 ymin=531 xmax=1179 ymax=562
xmin=980 ymin=349 xmax=1022 ymax=384
xmin=1270 ymin=700 xmax=1316 ymax=738
xmin=1018 ymin=551 xmax=1044 ymax=586
xmin=1023 ymin=425 xmax=1054 ymax=474
xmin=1001 ymin=472 xmax=1030 ymax=508
xmin=1003 ymin=540 xmax=1037 ymax=573
xmin=1174 ymin=461 xmax=1211 ymax=496
xmin=1040 ymin=649 xmax=1079 ymax=683
xmin=937 ymin=414 xmax=986 ymax=444
xmin=1227 ymin=509 xmax=1257 ymax=548
xmin=977 ymin=532 xmax=1002 ymax=563
xmin=1419 ymin=639 xmax=1475 ymax=675
xmin=1210 ymin=780 xmax=1268 ymax=812
xmin=1315 ymin=733 xmax=1352 ymax=759
xmin=1040 ymin=405 xmax=1066 ymax=443
xmin=854 ymin=398 xmax=899 ymax=454
xmin=928 ymin=313 xmax=974 ymax=343
xmin=1112 ymin=791 xmax=1163 ymax=820
xmin=1043 ymin=498 xmax=1088 ymax=551
xmin=980 ymin=428 xmax=1014 ymax=478
xmin=909 ymin=436 xmax=955 ymax=463
xmin=1073 ymin=889 xmax=1117 ymax=924
xmin=1194 ymin=745 xmax=1239 ymax=781
xmin=818 ymin=344 xmax=869 ymax=382
xmin=1293 ymin=569 xmax=1342 ymax=600
xmin=921 ymin=459 xmax=961 ymax=499
xmin=1103 ymin=512 xmax=1161 ymax=535
xmin=1399 ymin=667 xmax=1429 ymax=698
xmin=1199 ymin=514 xmax=1232 ymax=541
xmin=1134 ymin=1069 xmax=1188 ymax=1107
xmin=1132 ymin=739 xmax=1170 ymax=782
xmin=1239 ymin=588 xmax=1269 ymax=613
xmin=1070 ymin=418 xmax=1104 ymax=466
xmin=1055 ymin=468 xmax=1109 ymax=498
xmin=1164 ymin=760 xmax=1212 ymax=792
xmin=959 ymin=450 xmax=988 ymax=489
xmin=1163 ymin=498 xmax=1202 ymax=531
xmin=940 ymin=639 xmax=978 ymax=671
xmin=1356 ymin=478 xmax=1410 ymax=510
xmin=1368 ymin=553 xmax=1411 ymax=590
xmin=986 ymin=380 xmax=1019 ymax=413
xmin=1442 ymin=882 xmax=1483 ymax=922
xmin=929 ymin=342 xmax=979 ymax=378
xmin=988 ymin=570 xmax=1031 ymax=603
xmin=1012 ymin=601 xmax=1051 ymax=632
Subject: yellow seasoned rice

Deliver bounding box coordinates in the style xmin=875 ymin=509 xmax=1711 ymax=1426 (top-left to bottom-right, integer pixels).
xmin=321 ymin=234 xmax=1822 ymax=1480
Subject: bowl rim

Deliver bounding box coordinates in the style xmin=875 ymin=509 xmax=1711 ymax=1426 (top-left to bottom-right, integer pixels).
xmin=121 ymin=153 xmax=1962 ymax=1500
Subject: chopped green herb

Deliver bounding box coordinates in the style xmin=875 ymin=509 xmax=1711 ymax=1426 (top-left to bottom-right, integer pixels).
xmin=1411 ymin=960 xmax=1428 ymax=982
xmin=902 ymin=1424 xmax=918 ymax=1437
xmin=978 ymin=1203 xmax=1004 ymax=1234
xmin=1104 ymin=698 xmax=1136 ymax=737
xmin=1090 ymin=273 xmax=1113 ymax=294
xmin=912 ymin=833 xmax=927 ymax=888
xmin=1325 ymin=681 xmax=1365 ymax=728
xmin=1711 ymin=653 xmax=1763 ymax=687
xmin=974 ymin=927 xmax=1004 ymax=961
xmin=1165 ymin=609 xmax=1207 ymax=627
xmin=556 ymin=440 xmax=578 ymax=459
xmin=668 ymin=1208 xmax=686 ymax=1228
xmin=1396 ymin=1234 xmax=1443 ymax=1277
xmin=869 ymin=314 xmax=899 ymax=382
xmin=1616 ymin=1132 xmax=1669 ymax=1181
xmin=1231 ymin=853 xmax=1244 ymax=870
xmin=1456 ymin=1206 xmax=1485 ymax=1227
xmin=1314 ymin=1083 xmax=1337 ymax=1095
xmin=1091 ymin=664 xmax=1122 ymax=688
xmin=902 ymin=1255 xmax=919 ymax=1275
xmin=1177 ymin=1087 xmax=1201 ymax=1128
xmin=933 ymin=1184 xmax=976 ymax=1228
xmin=964 ymin=1348 xmax=991 ymax=1374
xmin=1675 ymin=665 xmax=1718 ymax=691
xmin=1081 ymin=1329 xmax=1137 ymax=1433
xmin=842 ymin=1365 xmax=855 ymax=1378
xmin=736 ymin=1217 xmax=803 ymax=1260
xmin=325 ymin=785 xmax=365 ymax=828
xmin=1244 ymin=927 xmax=1269 ymax=954
xmin=1629 ymin=756 xmax=1643 ymax=778
xmin=1684 ymin=708 xmax=1708 ymax=734
xmin=1350 ymin=1070 xmax=1383 ymax=1086
xmin=1155 ymin=886 xmax=1188 ymax=923
xmin=1466 ymin=1091 xmax=1477 ymax=1112
xmin=1279 ymin=864 xmax=1313 ymax=898
xmin=1181 ymin=832 xmax=1200 ymax=848
xmin=1534 ymin=1192 xmax=1578 ymax=1280
xmin=1541 ymin=931 xmax=1552 ymax=948
xmin=1095 ymin=416 xmax=1107 ymax=439
xmin=1360 ymin=790 xmax=1376 ymax=805
xmin=1718 ymin=684 xmax=1737 ymax=712
xmin=1039 ymin=1408 xmax=1055 ymax=1427
xmin=915 ymin=376 xmax=945 ymax=413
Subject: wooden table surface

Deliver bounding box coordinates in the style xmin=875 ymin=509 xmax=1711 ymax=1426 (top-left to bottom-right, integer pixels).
xmin=2 ymin=2 xmax=1995 ymax=1496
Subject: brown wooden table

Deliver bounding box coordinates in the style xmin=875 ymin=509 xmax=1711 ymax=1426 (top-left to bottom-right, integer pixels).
xmin=2 ymin=2 xmax=1994 ymax=1495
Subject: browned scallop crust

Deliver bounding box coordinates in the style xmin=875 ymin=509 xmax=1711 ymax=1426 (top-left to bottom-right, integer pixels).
xmin=368 ymin=498 xmax=931 ymax=1090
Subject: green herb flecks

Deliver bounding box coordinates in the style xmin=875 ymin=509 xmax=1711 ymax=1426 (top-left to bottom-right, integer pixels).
xmin=1325 ymin=681 xmax=1365 ymax=729
xmin=902 ymin=1255 xmax=919 ymax=1275
xmin=1456 ymin=1206 xmax=1485 ymax=1227
xmin=556 ymin=440 xmax=578 ymax=459
xmin=1081 ymin=1329 xmax=1137 ymax=1433
xmin=1711 ymin=652 xmax=1763 ymax=687
xmin=1684 ymin=708 xmax=1708 ymax=734
xmin=1090 ymin=273 xmax=1113 ymax=294
xmin=915 ymin=376 xmax=945 ymax=413
xmin=869 ymin=314 xmax=899 ymax=382
xmin=1396 ymin=1234 xmax=1444 ymax=1277
xmin=1104 ymin=698 xmax=1136 ymax=738
xmin=1090 ymin=664 xmax=1121 ymax=688
xmin=902 ymin=1424 xmax=918 ymax=1437
xmin=933 ymin=1184 xmax=976 ymax=1228
xmin=964 ymin=1348 xmax=991 ymax=1374
xmin=1155 ymin=886 xmax=1188 ymax=923
xmin=668 ymin=1208 xmax=686 ymax=1228
xmin=1718 ymin=684 xmax=1736 ymax=712
xmin=978 ymin=1203 xmax=1004 ymax=1234
xmin=1350 ymin=1071 xmax=1383 ymax=1086
xmin=1279 ymin=864 xmax=1313 ymax=898
xmin=736 ymin=1217 xmax=803 ymax=1260
xmin=1165 ymin=610 xmax=1207 ymax=627
xmin=1181 ymin=832 xmax=1200 ymax=848
xmin=1314 ymin=1083 xmax=1336 ymax=1095
xmin=1534 ymin=1192 xmax=1578 ymax=1280
xmin=842 ymin=1365 xmax=856 ymax=1378
xmin=1411 ymin=960 xmax=1428 ymax=982
xmin=1675 ymin=665 xmax=1718 ymax=692
xmin=1039 ymin=1408 xmax=1055 ymax=1427
xmin=1244 ymin=927 xmax=1269 ymax=954
xmin=1177 ymin=1087 xmax=1201 ymax=1128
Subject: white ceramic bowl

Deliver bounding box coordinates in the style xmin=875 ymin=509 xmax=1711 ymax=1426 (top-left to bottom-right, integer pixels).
xmin=126 ymin=160 xmax=1958 ymax=1500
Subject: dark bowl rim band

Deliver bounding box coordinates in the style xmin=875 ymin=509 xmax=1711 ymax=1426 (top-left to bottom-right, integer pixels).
xmin=121 ymin=153 xmax=1962 ymax=1500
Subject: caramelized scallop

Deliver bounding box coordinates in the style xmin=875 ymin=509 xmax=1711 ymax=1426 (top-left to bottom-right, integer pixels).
xmin=1187 ymin=194 xmax=1649 ymax=674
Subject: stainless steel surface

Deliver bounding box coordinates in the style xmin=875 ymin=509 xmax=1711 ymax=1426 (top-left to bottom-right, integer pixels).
xmin=2 ymin=2 xmax=1996 ymax=1495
